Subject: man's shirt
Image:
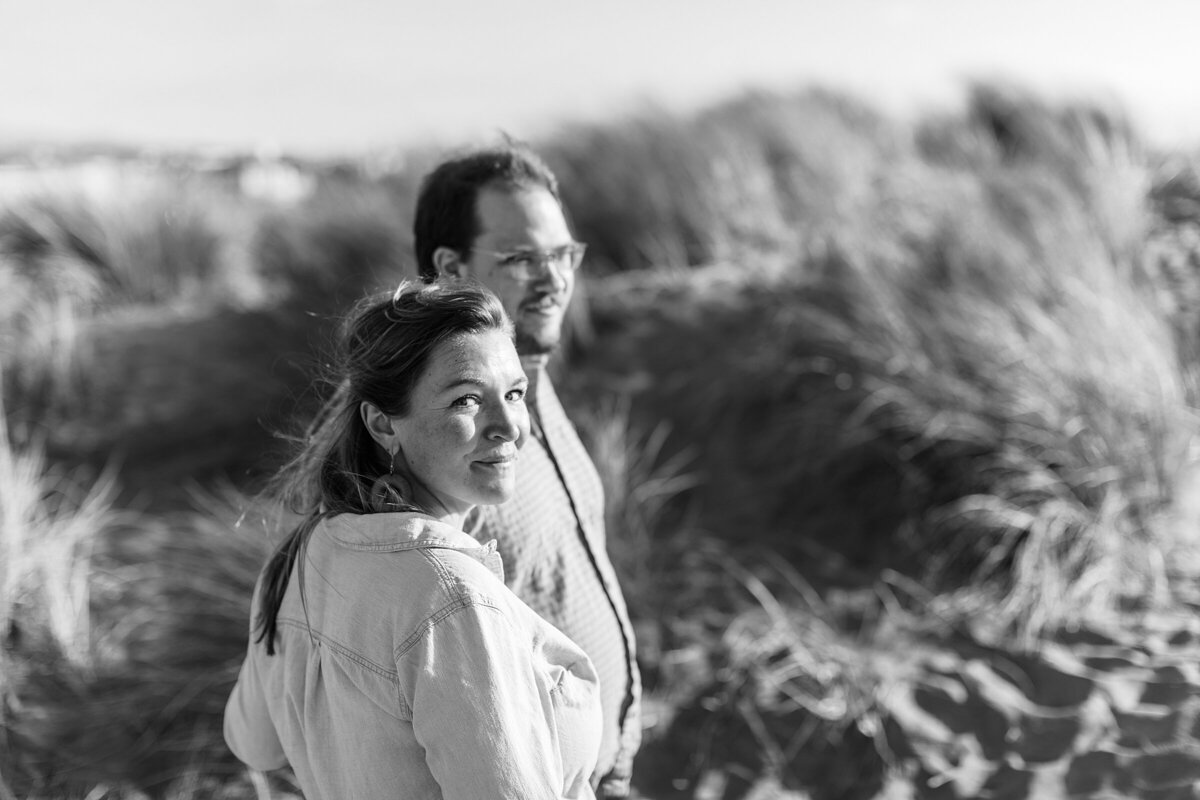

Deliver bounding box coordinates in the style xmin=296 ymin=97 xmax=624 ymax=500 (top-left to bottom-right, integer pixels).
xmin=473 ymin=361 xmax=641 ymax=797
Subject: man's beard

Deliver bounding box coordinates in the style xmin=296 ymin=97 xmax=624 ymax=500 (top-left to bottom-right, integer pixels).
xmin=515 ymin=324 xmax=559 ymax=356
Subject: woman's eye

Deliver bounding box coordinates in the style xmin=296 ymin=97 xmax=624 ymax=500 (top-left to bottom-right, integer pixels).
xmin=506 ymin=388 xmax=526 ymax=402
xmin=451 ymin=395 xmax=481 ymax=409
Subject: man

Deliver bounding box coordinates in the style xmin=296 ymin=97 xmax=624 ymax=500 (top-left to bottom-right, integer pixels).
xmin=413 ymin=144 xmax=641 ymax=797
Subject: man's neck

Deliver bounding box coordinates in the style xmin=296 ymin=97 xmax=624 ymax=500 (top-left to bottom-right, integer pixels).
xmin=520 ymin=354 xmax=550 ymax=437
xmin=520 ymin=353 xmax=549 ymax=395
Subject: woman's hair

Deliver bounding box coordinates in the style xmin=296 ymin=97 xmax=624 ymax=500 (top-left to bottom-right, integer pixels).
xmin=255 ymin=281 xmax=511 ymax=653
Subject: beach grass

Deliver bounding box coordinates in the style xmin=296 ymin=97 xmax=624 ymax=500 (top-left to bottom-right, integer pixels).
xmin=3 ymin=83 xmax=1200 ymax=796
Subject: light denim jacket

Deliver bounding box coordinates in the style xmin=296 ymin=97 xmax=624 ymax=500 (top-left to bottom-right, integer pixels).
xmin=224 ymin=512 xmax=603 ymax=800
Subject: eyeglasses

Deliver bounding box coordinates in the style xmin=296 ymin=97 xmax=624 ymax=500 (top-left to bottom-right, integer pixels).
xmin=470 ymin=242 xmax=587 ymax=282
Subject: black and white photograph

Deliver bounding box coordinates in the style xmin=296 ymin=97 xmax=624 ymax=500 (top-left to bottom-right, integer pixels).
xmin=4 ymin=1 xmax=1200 ymax=798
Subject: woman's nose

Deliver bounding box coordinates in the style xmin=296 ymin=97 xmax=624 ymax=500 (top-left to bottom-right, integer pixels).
xmin=488 ymin=399 xmax=527 ymax=443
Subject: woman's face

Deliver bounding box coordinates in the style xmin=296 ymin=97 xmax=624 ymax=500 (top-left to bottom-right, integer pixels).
xmin=392 ymin=329 xmax=529 ymax=516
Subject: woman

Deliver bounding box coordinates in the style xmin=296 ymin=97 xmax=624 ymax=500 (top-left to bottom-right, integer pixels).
xmin=224 ymin=282 xmax=603 ymax=799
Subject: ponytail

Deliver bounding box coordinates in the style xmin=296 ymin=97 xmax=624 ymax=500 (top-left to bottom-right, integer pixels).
xmin=254 ymin=513 xmax=324 ymax=655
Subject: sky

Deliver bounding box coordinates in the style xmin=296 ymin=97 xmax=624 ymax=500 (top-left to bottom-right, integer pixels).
xmin=2 ymin=0 xmax=1200 ymax=157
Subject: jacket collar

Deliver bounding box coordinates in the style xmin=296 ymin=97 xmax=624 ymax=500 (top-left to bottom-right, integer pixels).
xmin=320 ymin=512 xmax=504 ymax=581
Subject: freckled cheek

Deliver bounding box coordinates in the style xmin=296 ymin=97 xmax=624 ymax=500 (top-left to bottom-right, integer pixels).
xmin=440 ymin=418 xmax=479 ymax=450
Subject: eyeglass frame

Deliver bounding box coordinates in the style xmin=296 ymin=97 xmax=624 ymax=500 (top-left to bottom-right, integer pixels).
xmin=468 ymin=242 xmax=588 ymax=282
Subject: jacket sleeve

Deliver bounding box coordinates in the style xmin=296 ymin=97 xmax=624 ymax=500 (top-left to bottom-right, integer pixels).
xmin=401 ymin=601 xmax=597 ymax=800
xmin=223 ymin=645 xmax=288 ymax=771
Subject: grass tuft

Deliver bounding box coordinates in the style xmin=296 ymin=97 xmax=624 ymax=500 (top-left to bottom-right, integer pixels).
xmin=252 ymin=180 xmax=409 ymax=308
xmin=0 ymin=400 xmax=123 ymax=795
xmin=571 ymin=394 xmax=703 ymax=619
xmin=1 ymin=464 xmax=280 ymax=797
xmin=581 ymin=130 xmax=1199 ymax=639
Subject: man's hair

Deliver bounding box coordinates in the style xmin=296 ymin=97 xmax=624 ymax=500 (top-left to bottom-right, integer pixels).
xmin=413 ymin=143 xmax=562 ymax=282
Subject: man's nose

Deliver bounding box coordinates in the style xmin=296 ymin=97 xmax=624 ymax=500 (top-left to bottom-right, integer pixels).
xmin=531 ymin=258 xmax=569 ymax=290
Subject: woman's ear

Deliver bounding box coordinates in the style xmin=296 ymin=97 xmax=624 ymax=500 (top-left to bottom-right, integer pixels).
xmin=433 ymin=246 xmax=466 ymax=279
xmin=360 ymin=401 xmax=397 ymax=450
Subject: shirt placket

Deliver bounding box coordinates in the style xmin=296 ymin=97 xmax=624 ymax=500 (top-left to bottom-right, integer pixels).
xmin=534 ymin=374 xmax=641 ymax=784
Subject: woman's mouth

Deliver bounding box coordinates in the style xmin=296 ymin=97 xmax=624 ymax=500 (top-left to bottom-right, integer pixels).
xmin=475 ymin=450 xmax=518 ymax=467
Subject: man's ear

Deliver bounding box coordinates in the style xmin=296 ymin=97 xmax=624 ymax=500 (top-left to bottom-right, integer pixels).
xmin=360 ymin=401 xmax=397 ymax=450
xmin=433 ymin=246 xmax=466 ymax=279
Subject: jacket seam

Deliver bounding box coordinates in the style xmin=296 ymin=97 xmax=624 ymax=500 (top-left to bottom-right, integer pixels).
xmin=329 ymin=539 xmax=479 ymax=554
xmin=423 ymin=547 xmax=504 ymax=616
xmin=392 ymin=590 xmax=503 ymax=660
xmin=276 ymin=616 xmax=399 ymax=683
xmin=391 ymin=596 xmax=510 ymax=720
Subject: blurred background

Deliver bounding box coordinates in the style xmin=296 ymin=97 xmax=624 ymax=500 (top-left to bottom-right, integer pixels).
xmin=6 ymin=1 xmax=1200 ymax=798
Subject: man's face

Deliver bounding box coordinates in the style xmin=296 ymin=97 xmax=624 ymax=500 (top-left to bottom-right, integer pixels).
xmin=458 ymin=186 xmax=576 ymax=356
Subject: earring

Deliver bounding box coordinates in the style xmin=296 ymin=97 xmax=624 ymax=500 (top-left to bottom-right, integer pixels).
xmin=369 ymin=447 xmax=414 ymax=512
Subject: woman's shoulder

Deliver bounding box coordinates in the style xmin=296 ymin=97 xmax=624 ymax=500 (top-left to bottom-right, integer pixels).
xmin=311 ymin=512 xmax=507 ymax=607
xmin=414 ymin=542 xmax=510 ymax=607
xmin=275 ymin=516 xmax=510 ymax=666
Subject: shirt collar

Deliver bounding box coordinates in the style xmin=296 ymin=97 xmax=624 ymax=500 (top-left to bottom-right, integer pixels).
xmin=520 ymin=354 xmax=548 ymax=421
xmin=320 ymin=512 xmax=504 ymax=581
